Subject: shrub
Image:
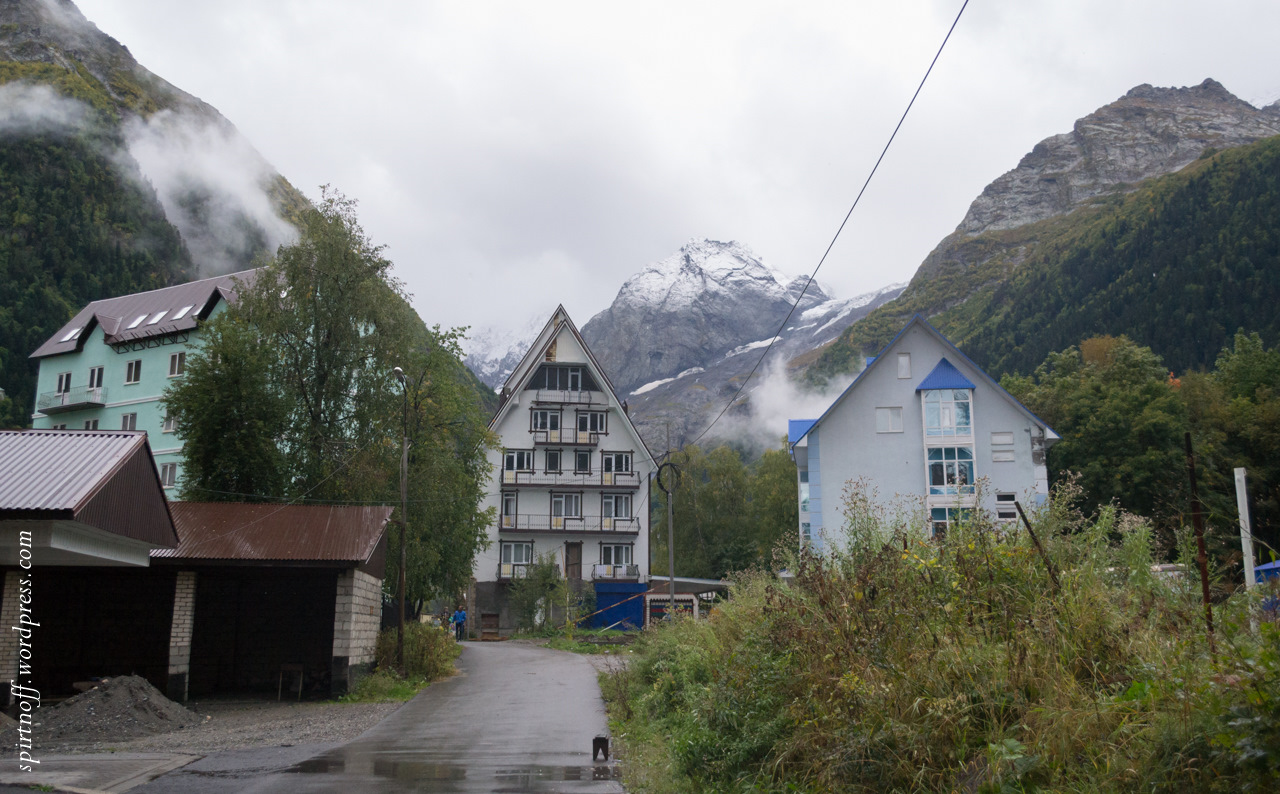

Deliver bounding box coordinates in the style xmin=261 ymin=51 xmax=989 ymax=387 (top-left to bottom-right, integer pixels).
xmin=374 ymin=621 xmax=459 ymax=681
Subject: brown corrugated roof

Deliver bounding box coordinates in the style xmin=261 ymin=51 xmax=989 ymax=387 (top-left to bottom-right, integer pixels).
xmin=0 ymin=430 xmax=178 ymax=548
xmin=156 ymin=502 xmax=392 ymax=563
xmin=30 ymin=269 xmax=260 ymax=359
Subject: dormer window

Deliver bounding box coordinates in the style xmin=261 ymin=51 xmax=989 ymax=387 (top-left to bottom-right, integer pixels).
xmin=173 ymin=305 xmax=195 ymax=320
xmin=923 ymin=390 xmax=972 ymax=437
xmin=147 ymin=310 xmax=169 ymax=325
xmin=60 ymin=327 xmax=83 ymax=343
xmin=127 ymin=314 xmax=147 ymax=330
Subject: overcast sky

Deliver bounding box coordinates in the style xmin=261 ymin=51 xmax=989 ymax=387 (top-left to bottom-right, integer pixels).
xmin=72 ymin=0 xmax=1280 ymax=337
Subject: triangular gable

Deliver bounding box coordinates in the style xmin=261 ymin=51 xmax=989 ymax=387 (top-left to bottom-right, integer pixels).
xmin=916 ymin=358 xmax=976 ymax=391
xmin=788 ymin=419 xmax=817 ymax=445
xmin=790 ymin=315 xmax=1058 ymax=450
xmin=489 ymin=306 xmax=656 ymax=464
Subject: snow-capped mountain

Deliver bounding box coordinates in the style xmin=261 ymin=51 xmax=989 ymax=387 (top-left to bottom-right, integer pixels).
xmin=462 ymin=314 xmax=548 ymax=390
xmin=580 ymin=239 xmax=834 ymax=395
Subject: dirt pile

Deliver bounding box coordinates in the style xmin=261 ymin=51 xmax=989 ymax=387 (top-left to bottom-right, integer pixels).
xmin=21 ymin=675 xmax=204 ymax=744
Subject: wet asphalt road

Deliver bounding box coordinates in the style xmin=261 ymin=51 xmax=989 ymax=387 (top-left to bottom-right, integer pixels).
xmin=135 ymin=642 xmax=624 ymax=793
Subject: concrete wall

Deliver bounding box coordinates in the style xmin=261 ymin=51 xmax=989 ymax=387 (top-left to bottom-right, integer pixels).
xmin=167 ymin=570 xmax=196 ymax=702
xmin=331 ymin=568 xmax=381 ymax=695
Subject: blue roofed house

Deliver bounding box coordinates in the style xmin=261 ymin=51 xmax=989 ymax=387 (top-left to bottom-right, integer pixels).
xmin=789 ymin=315 xmax=1058 ymax=548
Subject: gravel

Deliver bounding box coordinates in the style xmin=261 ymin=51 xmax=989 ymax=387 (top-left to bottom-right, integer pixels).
xmin=6 ymin=674 xmax=405 ymax=756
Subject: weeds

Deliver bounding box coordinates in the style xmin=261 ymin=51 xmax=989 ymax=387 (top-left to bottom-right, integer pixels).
xmin=606 ymin=482 xmax=1280 ymax=792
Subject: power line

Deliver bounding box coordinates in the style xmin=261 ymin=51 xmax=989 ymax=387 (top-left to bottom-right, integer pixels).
xmin=686 ymin=0 xmax=970 ymax=449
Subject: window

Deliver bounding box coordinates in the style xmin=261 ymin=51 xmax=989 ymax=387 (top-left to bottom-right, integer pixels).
xmin=52 ymin=424 xmax=67 ymax=430
xmin=602 ymin=452 xmax=631 ymax=473
xmin=121 ymin=413 xmax=137 ymax=431
xmin=501 ymin=492 xmax=517 ymax=527
xmin=927 ymin=447 xmax=975 ymax=495
xmin=500 ymin=541 xmax=533 ymax=578
xmin=126 ymin=314 xmax=147 ymax=330
xmin=801 ymin=522 xmax=812 ymax=544
xmin=991 ymin=431 xmax=1015 ymax=462
xmin=146 ymin=310 xmax=168 ymax=325
xmin=544 ymin=449 xmax=562 ymax=473
xmin=59 ymin=327 xmax=82 ymax=342
xmin=125 ymin=360 xmax=142 ymax=384
xmin=923 ymin=389 xmax=972 ymax=436
xmin=172 ymin=305 xmax=195 ymax=320
xmin=930 ymin=507 xmax=970 ymax=539
xmin=163 ymin=415 xmax=176 ymax=433
xmin=875 ymin=406 xmax=903 ymax=433
xmin=88 ymin=366 xmax=103 ymax=389
xmin=602 ymin=493 xmax=631 ymax=519
xmin=575 ymin=450 xmax=592 ymax=473
xmin=169 ymin=352 xmax=185 ymax=377
xmin=531 ymin=410 xmax=560 ymax=431
xmin=159 ymin=463 xmax=177 ymax=488
xmin=552 ymin=492 xmax=582 ymax=518
xmin=577 ymin=411 xmax=606 ymax=433
xmin=897 ymin=352 xmax=911 ymax=379
xmin=996 ymin=492 xmax=1017 ymax=522
xmin=55 ymin=372 xmax=72 ymax=394
xmin=799 ymin=471 xmax=810 ymax=513
xmin=601 ymin=544 xmax=631 ymax=566
xmin=504 ymin=449 xmax=534 ymax=471
xmin=83 ymin=419 xmax=98 ymax=430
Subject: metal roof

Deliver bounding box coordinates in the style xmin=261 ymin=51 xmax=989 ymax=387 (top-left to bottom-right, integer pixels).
xmin=155 ymin=502 xmax=392 ymax=563
xmin=788 ymin=419 xmax=817 ymax=445
xmin=916 ymin=357 xmax=976 ymax=391
xmin=0 ymin=430 xmax=178 ymax=548
xmin=30 ymin=269 xmax=260 ymax=359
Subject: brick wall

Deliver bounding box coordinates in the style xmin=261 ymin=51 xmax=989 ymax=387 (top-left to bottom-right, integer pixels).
xmin=332 ymin=568 xmax=382 ymax=693
xmin=167 ymin=571 xmax=196 ymax=702
xmin=0 ymin=571 xmax=22 ymax=702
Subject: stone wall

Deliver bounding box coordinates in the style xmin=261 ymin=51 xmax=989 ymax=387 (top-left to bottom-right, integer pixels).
xmin=331 ymin=568 xmax=381 ymax=694
xmin=166 ymin=571 xmax=196 ymax=702
xmin=0 ymin=571 xmax=22 ymax=705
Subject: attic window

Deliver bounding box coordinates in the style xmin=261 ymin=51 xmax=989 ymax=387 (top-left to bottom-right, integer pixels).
xmin=59 ymin=327 xmax=83 ymax=343
xmin=146 ymin=310 xmax=169 ymax=325
xmin=172 ymin=305 xmax=195 ymax=320
xmin=127 ymin=314 xmax=147 ymax=329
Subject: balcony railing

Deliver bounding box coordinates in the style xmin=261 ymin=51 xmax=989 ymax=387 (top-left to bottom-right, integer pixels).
xmin=37 ymin=386 xmax=107 ymax=415
xmin=500 ymin=470 xmax=640 ymax=489
xmin=499 ymin=514 xmax=640 ymax=533
xmin=531 ymin=429 xmax=601 ymax=446
xmin=533 ymin=389 xmax=602 ymax=405
xmin=498 ymin=562 xmax=530 ymax=580
xmin=592 ymin=564 xmax=640 ymax=581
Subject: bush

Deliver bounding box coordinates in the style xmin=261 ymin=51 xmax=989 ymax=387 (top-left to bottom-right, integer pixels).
xmin=605 ymin=482 xmax=1280 ymax=792
xmin=374 ymin=621 xmax=459 ymax=681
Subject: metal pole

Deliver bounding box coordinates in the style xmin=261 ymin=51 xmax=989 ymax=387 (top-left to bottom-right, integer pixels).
xmin=1236 ymin=468 xmax=1256 ymax=589
xmin=656 ymin=461 xmax=680 ymax=620
xmin=1184 ymin=432 xmax=1216 ymax=658
xmin=394 ymin=367 xmax=408 ymax=672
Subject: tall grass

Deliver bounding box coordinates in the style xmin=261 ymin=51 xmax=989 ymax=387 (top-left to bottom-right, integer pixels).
xmin=606 ymin=481 xmax=1280 ymax=792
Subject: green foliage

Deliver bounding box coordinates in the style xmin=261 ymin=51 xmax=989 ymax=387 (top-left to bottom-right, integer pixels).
xmin=607 ymin=486 xmax=1280 ymax=792
xmin=164 ymin=188 xmax=495 ymax=604
xmin=508 ymin=554 xmax=566 ymax=632
xmin=652 ymin=442 xmax=799 ymax=580
xmin=372 ymin=621 xmax=459 ymax=682
xmin=809 ymin=135 xmax=1280 ymax=387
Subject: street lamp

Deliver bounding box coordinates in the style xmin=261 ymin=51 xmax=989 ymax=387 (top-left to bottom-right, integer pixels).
xmin=393 ymin=366 xmax=408 ymax=673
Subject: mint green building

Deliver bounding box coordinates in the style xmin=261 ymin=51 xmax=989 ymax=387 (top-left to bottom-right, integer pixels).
xmin=29 ymin=270 xmax=256 ymax=495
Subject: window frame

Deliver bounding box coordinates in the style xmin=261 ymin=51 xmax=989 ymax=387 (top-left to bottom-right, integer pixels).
xmin=169 ymin=351 xmax=186 ymax=377
xmin=531 ymin=409 xmax=561 ymax=432
xmin=577 ymin=411 xmax=607 ymax=434
xmin=121 ymin=412 xmax=137 ymax=431
xmin=159 ymin=463 xmax=177 ymax=488
xmin=504 ymin=449 xmax=534 ymax=472
xmin=551 ymin=492 xmax=582 ymax=519
xmin=923 ymin=389 xmax=973 ymax=438
xmin=574 ymin=449 xmax=592 ymax=474
xmin=601 ymin=492 xmax=631 ymax=519
xmin=125 ymin=359 xmax=142 ymax=385
xmin=544 ymin=449 xmax=562 ymax=473
xmin=55 ymin=371 xmax=72 ymax=394
xmin=83 ymin=419 xmax=99 ymax=430
xmin=600 ymin=544 xmax=632 ymax=566
xmin=88 ymin=366 xmax=104 ymax=389
xmin=163 ymin=415 xmax=177 ymax=434
xmin=927 ymin=446 xmax=976 ymax=496
xmin=897 ymin=352 xmax=911 ymax=379
xmin=875 ymin=406 xmax=904 ymax=433
xmin=601 ymin=451 xmax=632 ymax=474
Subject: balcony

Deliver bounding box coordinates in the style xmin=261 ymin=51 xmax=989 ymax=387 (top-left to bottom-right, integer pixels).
xmin=499 ymin=514 xmax=640 ymax=534
xmin=531 ymin=429 xmax=601 ymax=446
xmin=37 ymin=386 xmax=107 ymax=415
xmin=533 ymin=389 xmax=603 ymax=406
xmin=499 ymin=470 xmax=640 ymax=489
xmin=497 ymin=562 xmax=530 ymax=580
xmin=592 ymin=564 xmax=640 ymax=581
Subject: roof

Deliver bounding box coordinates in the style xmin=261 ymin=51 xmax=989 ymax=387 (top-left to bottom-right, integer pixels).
xmin=490 ymin=305 xmax=656 ymax=464
xmin=790 ymin=315 xmax=1058 ymax=450
xmin=0 ymin=430 xmax=178 ymax=548
xmin=916 ymin=357 xmax=976 ymax=391
xmin=788 ymin=419 xmax=817 ymax=445
xmin=31 ymin=269 xmax=259 ymax=359
xmin=154 ymin=502 xmax=392 ymax=564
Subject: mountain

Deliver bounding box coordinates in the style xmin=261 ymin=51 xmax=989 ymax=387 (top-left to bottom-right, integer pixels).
xmin=808 ymin=79 xmax=1280 ymax=383
xmin=0 ymin=0 xmax=306 ymax=424
xmin=462 ymin=314 xmax=549 ymax=391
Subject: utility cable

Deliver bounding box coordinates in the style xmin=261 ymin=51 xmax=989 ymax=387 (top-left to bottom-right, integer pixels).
xmin=686 ymin=0 xmax=970 ymax=448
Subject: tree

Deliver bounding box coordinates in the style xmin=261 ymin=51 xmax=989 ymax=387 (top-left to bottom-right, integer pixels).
xmin=749 ymin=445 xmax=800 ymax=558
xmin=164 ymin=187 xmax=494 ymax=603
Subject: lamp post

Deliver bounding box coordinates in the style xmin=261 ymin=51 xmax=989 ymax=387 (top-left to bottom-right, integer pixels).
xmin=393 ymin=366 xmax=408 ymax=673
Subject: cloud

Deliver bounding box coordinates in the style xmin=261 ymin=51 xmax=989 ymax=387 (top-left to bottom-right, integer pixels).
xmin=714 ymin=358 xmax=860 ymax=453
xmin=122 ymin=109 xmax=297 ymax=274
xmin=0 ymin=82 xmax=89 ymax=136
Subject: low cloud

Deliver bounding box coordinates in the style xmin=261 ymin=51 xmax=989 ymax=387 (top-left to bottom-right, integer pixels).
xmin=0 ymin=82 xmax=89 ymax=136
xmin=715 ymin=358 xmax=860 ymax=453
xmin=123 ymin=109 xmax=297 ymax=274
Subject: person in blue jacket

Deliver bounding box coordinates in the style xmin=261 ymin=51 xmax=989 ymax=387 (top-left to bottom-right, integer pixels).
xmin=451 ymin=606 xmax=467 ymax=641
